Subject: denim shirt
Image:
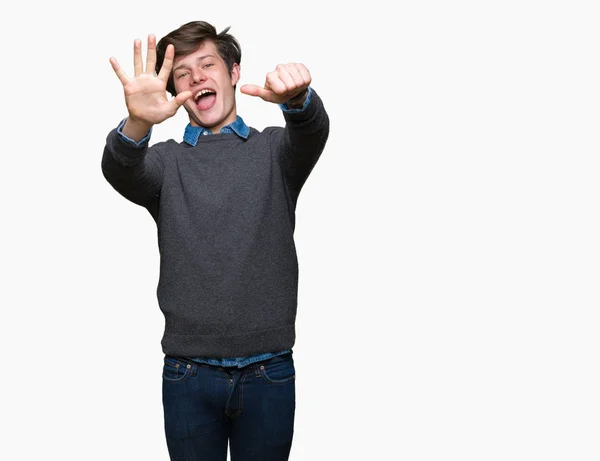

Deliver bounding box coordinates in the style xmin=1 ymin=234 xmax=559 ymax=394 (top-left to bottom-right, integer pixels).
xmin=182 ymin=114 xmax=250 ymax=144
xmin=117 ymin=88 xmax=313 ymax=367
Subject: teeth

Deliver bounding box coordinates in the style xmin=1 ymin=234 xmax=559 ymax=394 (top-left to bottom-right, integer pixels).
xmin=194 ymin=89 xmax=215 ymax=100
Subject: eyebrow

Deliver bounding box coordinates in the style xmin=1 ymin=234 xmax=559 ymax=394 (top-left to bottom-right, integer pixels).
xmin=173 ymin=54 xmax=216 ymax=73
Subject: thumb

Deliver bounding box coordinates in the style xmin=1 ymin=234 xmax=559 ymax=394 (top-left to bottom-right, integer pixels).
xmin=240 ymin=84 xmax=274 ymax=101
xmin=173 ymin=90 xmax=193 ymax=107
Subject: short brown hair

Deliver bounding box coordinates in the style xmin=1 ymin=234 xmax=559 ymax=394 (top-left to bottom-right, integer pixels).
xmin=156 ymin=21 xmax=242 ymax=96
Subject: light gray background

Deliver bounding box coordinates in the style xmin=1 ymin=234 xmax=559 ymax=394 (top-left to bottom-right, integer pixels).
xmin=2 ymin=0 xmax=599 ymax=459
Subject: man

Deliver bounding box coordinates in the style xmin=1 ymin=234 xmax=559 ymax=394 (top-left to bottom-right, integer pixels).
xmin=102 ymin=20 xmax=329 ymax=461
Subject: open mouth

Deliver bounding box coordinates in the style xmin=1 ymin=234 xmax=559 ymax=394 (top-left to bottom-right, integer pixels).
xmin=193 ymin=89 xmax=217 ymax=111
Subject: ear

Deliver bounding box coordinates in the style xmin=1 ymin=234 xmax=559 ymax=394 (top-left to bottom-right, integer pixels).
xmin=231 ymin=63 xmax=240 ymax=87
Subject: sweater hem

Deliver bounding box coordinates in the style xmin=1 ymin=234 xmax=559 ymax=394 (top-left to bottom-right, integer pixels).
xmin=161 ymin=324 xmax=296 ymax=358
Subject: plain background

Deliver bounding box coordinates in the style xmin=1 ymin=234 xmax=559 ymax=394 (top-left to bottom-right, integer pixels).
xmin=2 ymin=0 xmax=599 ymax=459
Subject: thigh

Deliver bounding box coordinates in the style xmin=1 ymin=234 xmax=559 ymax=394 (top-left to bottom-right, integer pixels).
xmin=162 ymin=356 xmax=229 ymax=461
xmin=230 ymin=354 xmax=296 ymax=461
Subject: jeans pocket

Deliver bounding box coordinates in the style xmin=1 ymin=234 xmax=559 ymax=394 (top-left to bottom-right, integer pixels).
xmin=258 ymin=354 xmax=296 ymax=384
xmin=162 ymin=356 xmax=192 ymax=382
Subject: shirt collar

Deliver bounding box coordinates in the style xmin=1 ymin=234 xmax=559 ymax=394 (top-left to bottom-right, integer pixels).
xmin=183 ymin=115 xmax=250 ymax=146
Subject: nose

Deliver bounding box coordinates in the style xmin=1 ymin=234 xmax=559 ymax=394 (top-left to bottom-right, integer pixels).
xmin=190 ymin=68 xmax=206 ymax=85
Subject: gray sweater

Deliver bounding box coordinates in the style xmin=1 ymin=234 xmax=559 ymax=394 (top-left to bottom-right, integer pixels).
xmin=102 ymin=90 xmax=329 ymax=358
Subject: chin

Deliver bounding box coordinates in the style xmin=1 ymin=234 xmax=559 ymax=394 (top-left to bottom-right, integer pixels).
xmin=198 ymin=116 xmax=222 ymax=130
xmin=195 ymin=109 xmax=222 ymax=126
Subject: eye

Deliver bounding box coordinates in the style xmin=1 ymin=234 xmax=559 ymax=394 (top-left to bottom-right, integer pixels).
xmin=176 ymin=72 xmax=189 ymax=79
xmin=203 ymin=63 xmax=213 ymax=69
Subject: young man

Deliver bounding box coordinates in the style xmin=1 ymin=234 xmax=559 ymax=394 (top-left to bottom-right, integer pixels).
xmin=102 ymin=21 xmax=329 ymax=461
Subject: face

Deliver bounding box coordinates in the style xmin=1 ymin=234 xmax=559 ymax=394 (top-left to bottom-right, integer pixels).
xmin=172 ymin=41 xmax=240 ymax=132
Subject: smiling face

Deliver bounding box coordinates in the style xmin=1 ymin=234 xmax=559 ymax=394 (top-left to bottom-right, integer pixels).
xmin=172 ymin=40 xmax=240 ymax=133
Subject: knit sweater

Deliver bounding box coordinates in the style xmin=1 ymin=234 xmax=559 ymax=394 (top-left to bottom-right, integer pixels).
xmin=101 ymin=89 xmax=329 ymax=358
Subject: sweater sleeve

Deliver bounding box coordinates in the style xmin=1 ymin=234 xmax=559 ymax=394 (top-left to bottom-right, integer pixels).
xmin=101 ymin=125 xmax=164 ymax=210
xmin=276 ymin=88 xmax=330 ymax=201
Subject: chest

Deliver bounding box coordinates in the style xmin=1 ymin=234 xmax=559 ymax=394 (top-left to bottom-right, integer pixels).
xmin=161 ymin=147 xmax=284 ymax=213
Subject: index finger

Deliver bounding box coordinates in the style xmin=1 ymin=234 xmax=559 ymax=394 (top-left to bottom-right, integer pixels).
xmin=109 ymin=57 xmax=129 ymax=86
xmin=157 ymin=44 xmax=174 ymax=83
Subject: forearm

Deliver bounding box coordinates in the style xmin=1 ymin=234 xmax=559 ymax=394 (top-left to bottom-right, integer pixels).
xmin=101 ymin=124 xmax=163 ymax=207
xmin=283 ymin=88 xmax=329 ymax=156
xmin=279 ymin=88 xmax=330 ymax=194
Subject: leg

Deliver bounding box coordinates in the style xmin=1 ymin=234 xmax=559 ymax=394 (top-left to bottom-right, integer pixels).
xmin=229 ymin=354 xmax=296 ymax=461
xmin=162 ymin=357 xmax=230 ymax=461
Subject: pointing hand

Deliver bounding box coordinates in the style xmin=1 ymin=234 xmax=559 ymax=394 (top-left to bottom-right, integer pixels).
xmin=240 ymin=63 xmax=311 ymax=105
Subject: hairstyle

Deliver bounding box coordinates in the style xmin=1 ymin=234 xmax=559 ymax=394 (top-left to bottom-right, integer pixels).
xmin=156 ymin=21 xmax=242 ymax=96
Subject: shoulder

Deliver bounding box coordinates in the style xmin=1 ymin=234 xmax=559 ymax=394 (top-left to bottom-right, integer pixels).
xmin=148 ymin=138 xmax=186 ymax=153
xmin=247 ymin=126 xmax=284 ymax=141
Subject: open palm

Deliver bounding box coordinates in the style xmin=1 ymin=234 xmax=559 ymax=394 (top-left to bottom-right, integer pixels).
xmin=110 ymin=34 xmax=191 ymax=126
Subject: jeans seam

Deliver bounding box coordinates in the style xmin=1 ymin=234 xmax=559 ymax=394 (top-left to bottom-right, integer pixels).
xmin=258 ymin=357 xmax=295 ymax=385
xmin=163 ymin=359 xmax=192 ymax=382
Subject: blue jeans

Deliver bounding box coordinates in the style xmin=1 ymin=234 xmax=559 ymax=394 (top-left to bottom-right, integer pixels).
xmin=162 ymin=352 xmax=296 ymax=461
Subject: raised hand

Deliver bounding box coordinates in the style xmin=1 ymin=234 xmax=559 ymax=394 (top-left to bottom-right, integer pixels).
xmin=110 ymin=34 xmax=192 ymax=130
xmin=240 ymin=63 xmax=311 ymax=104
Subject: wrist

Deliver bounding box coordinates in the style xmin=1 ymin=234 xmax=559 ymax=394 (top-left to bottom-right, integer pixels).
xmin=286 ymin=88 xmax=309 ymax=108
xmin=122 ymin=117 xmax=153 ymax=143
